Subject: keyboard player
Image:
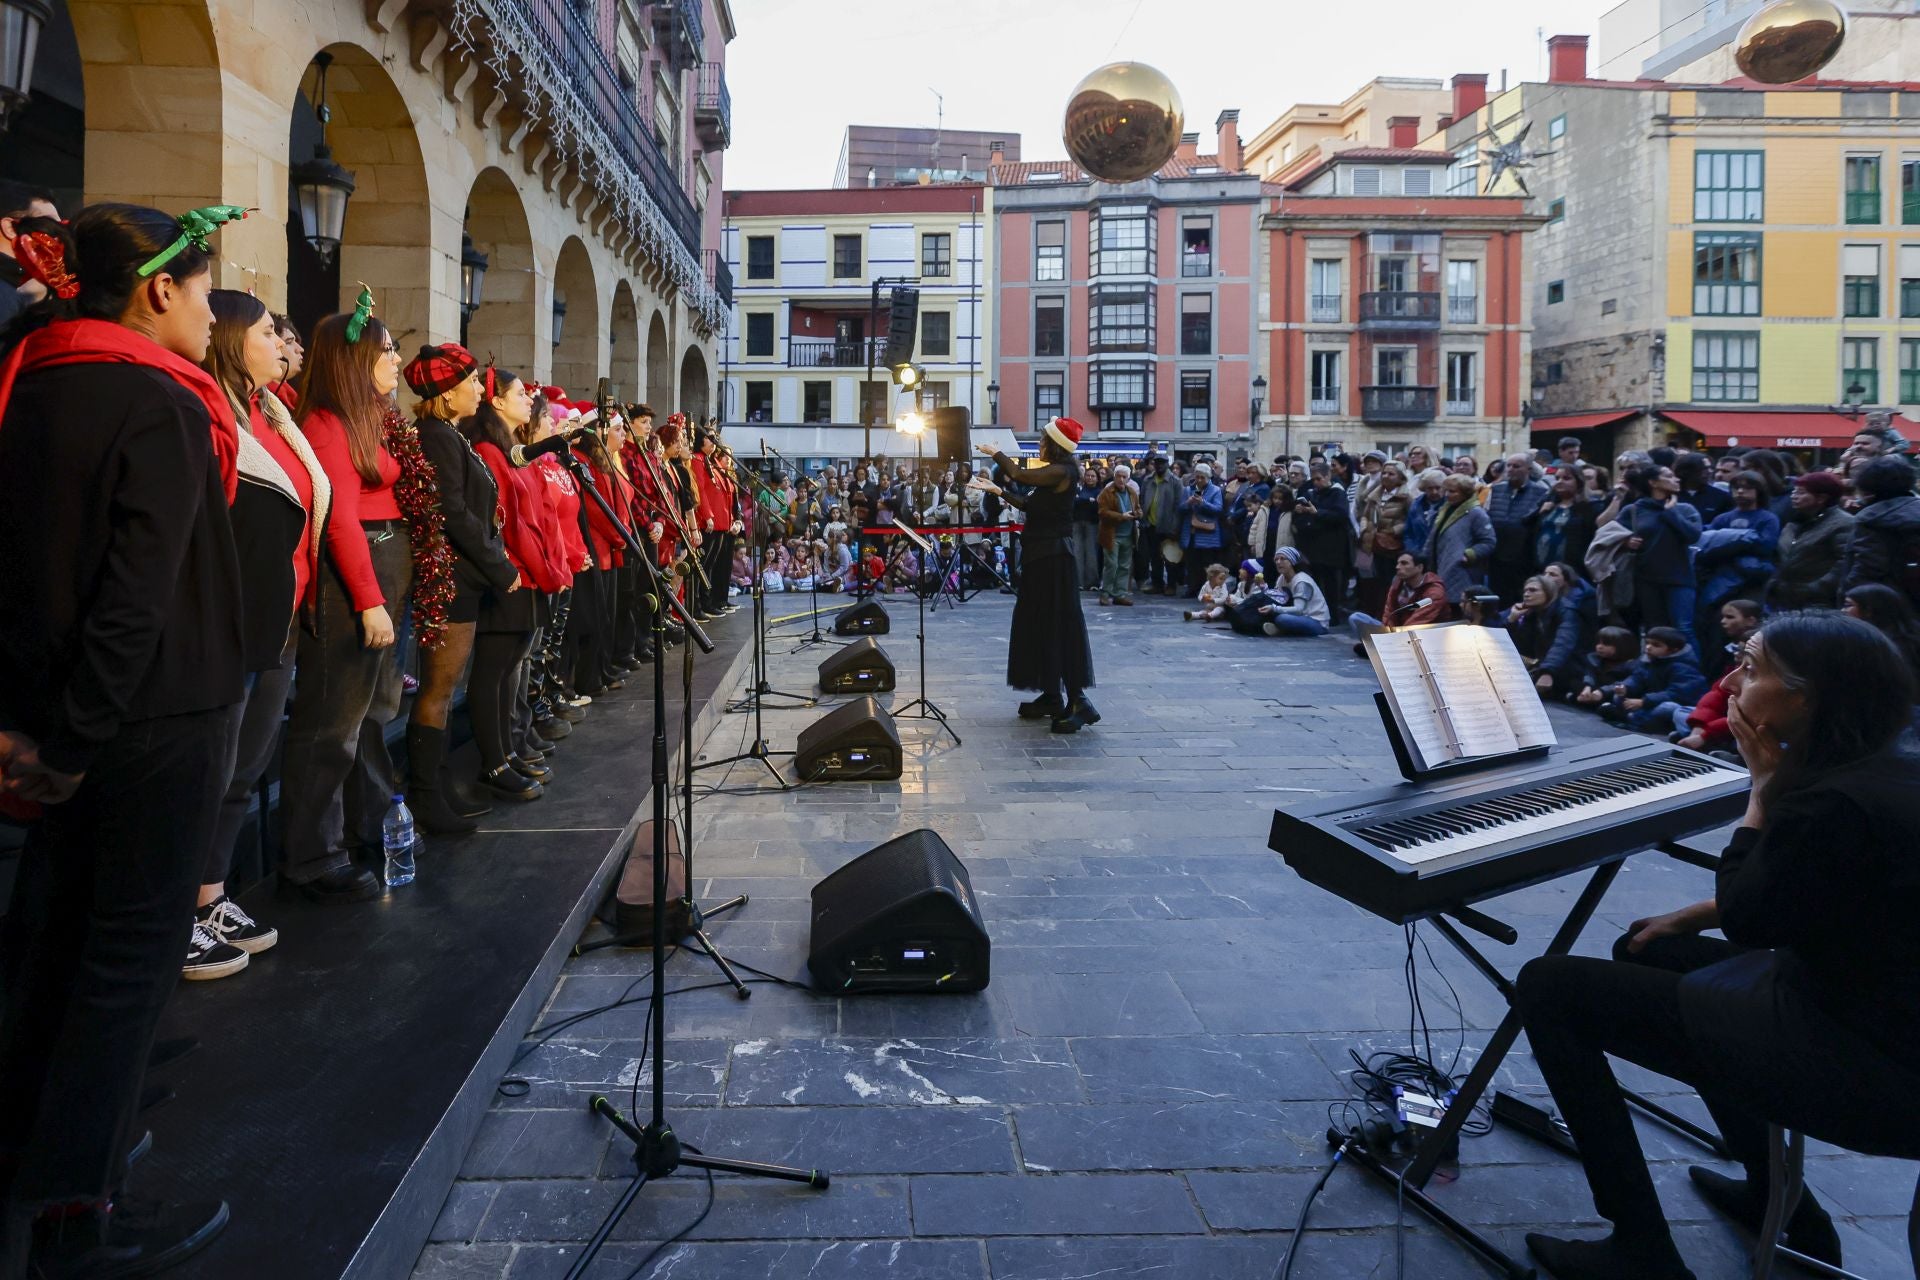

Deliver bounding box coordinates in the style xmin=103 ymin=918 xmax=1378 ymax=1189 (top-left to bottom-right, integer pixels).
xmin=1512 ymin=614 xmax=1920 ymax=1280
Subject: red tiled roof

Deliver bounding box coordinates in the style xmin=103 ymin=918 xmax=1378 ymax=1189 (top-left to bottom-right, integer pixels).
xmin=990 ymin=154 xmax=1238 ymax=186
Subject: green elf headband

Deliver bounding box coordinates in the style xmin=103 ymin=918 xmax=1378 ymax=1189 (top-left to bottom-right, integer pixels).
xmin=344 ymin=282 xmax=376 ymax=344
xmin=136 ymin=204 xmax=252 ymax=279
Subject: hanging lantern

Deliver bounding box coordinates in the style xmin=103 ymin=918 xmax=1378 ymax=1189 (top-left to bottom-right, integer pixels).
xmin=552 ymin=293 xmax=567 ymax=348
xmin=0 ymin=0 xmax=51 ymax=133
xmin=291 ymin=53 xmax=357 ymax=265
xmin=460 ymin=233 xmax=489 ymax=316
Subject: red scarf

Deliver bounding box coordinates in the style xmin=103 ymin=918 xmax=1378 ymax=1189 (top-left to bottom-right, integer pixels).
xmin=0 ymin=318 xmax=239 ymax=503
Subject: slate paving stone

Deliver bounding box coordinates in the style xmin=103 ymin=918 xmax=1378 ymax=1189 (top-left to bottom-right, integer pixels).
xmin=414 ymin=598 xmax=1912 ymax=1280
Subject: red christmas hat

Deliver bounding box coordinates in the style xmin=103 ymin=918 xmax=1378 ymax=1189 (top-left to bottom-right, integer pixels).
xmin=542 ymin=384 xmax=566 ymax=403
xmin=1043 ymin=416 xmax=1084 ymax=453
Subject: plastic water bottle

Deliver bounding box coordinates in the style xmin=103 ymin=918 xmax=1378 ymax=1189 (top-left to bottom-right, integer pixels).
xmin=382 ymin=794 xmax=417 ymax=887
xmin=993 ymin=545 xmax=1007 ymax=574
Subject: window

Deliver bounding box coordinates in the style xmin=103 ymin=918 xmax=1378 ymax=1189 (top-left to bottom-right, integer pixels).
xmin=1179 ymin=372 xmax=1212 ymax=433
xmin=1902 ymin=338 xmax=1920 ymax=404
xmin=745 ymin=235 xmax=775 ymax=280
xmin=1034 ymin=296 xmax=1065 ymax=357
xmin=745 ymin=312 xmax=774 ymax=357
xmin=1402 ymin=168 xmax=1433 ymax=196
xmin=1092 ymin=205 xmax=1151 ymax=275
xmin=1182 ymin=215 xmax=1213 ymax=277
xmin=921 ymin=381 xmax=951 ymax=409
xmin=1445 ymin=352 xmax=1476 ymax=415
xmin=1353 ymin=167 xmax=1382 ymax=196
xmin=1310 ymin=350 xmax=1341 ymax=414
xmin=921 ymin=311 xmax=951 ymax=358
xmin=1547 ymin=198 xmax=1566 ymax=223
xmin=1309 ymin=259 xmax=1342 ymax=322
xmin=1446 ymin=142 xmax=1479 ymax=196
xmin=832 ymin=233 xmax=861 ymax=278
xmin=1694 ymin=150 xmax=1764 ymax=222
xmin=1179 ymin=293 xmax=1212 ymax=356
xmin=1903 ymin=251 xmax=1920 ymax=318
xmin=1844 ymin=244 xmax=1881 ymax=317
xmin=1692 ymin=331 xmax=1760 ymax=402
xmin=1036 ymin=220 xmax=1066 ymax=281
xmin=744 ymin=380 xmax=773 ymax=421
xmin=1548 ymin=114 xmax=1567 ymax=141
xmin=1375 ymin=347 xmax=1414 ymax=387
xmin=1091 ymin=285 xmax=1153 ymax=351
xmin=1446 ymin=260 xmax=1478 ymax=323
xmin=859 ymin=381 xmax=888 ymax=426
xmin=1545 ymin=361 xmax=1565 ymax=385
xmin=1089 ymin=362 xmax=1152 ymax=408
xmin=1843 ymin=337 xmax=1879 ymax=403
xmin=1904 ymin=160 xmax=1920 ymax=225
xmin=803 ymin=380 xmax=832 ymax=423
xmin=921 ymin=232 xmax=952 ymax=278
xmin=1100 ymin=410 xmax=1145 ymax=432
xmin=1845 ymin=156 xmax=1882 ymax=224
xmin=1034 ymin=371 xmax=1065 ymax=420
xmin=1693 ymin=232 xmax=1761 ymax=315
xmin=1547 ymin=280 xmax=1565 ymax=305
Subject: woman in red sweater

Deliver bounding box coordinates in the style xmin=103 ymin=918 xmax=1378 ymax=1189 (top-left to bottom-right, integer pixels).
xmin=280 ymin=310 xmax=410 ymax=902
xmin=465 ymin=368 xmax=555 ymax=798
xmin=572 ymin=411 xmax=638 ymax=693
xmin=519 ymin=394 xmax=590 ymax=741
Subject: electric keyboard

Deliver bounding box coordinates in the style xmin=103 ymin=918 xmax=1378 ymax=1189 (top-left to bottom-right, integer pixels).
xmin=1268 ymin=737 xmax=1750 ymax=924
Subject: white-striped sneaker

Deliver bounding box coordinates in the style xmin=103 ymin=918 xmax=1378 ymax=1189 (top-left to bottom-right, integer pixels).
xmin=182 ymin=922 xmax=248 ymax=981
xmin=199 ymin=896 xmax=277 ymax=954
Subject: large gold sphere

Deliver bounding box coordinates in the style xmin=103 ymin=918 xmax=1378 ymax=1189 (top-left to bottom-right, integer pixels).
xmin=1734 ymin=0 xmax=1847 ymax=84
xmin=1063 ymin=62 xmax=1185 ymax=184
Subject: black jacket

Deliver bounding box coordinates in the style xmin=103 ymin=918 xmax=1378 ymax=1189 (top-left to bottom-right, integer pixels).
xmin=1840 ymin=493 xmax=1920 ymax=600
xmin=416 ymin=415 xmax=517 ymax=598
xmin=0 ymin=364 xmax=244 ymax=773
xmin=231 ymin=439 xmax=305 ymax=671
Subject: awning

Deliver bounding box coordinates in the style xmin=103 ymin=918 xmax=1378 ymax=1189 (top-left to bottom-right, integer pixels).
xmin=1529 ymin=410 xmax=1640 ymax=435
xmin=717 ymin=425 xmax=1022 ymax=460
xmin=1660 ymin=410 xmax=1920 ymax=451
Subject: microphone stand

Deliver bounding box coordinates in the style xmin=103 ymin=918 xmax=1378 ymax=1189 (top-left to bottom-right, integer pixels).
xmin=761 ymin=441 xmax=831 ymax=652
xmin=888 ymin=425 xmax=959 ymax=745
xmin=554 ymin=450 xmax=822 ymax=1280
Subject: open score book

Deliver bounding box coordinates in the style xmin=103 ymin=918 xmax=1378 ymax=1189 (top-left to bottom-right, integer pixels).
xmin=1362 ymin=623 xmax=1558 ymax=773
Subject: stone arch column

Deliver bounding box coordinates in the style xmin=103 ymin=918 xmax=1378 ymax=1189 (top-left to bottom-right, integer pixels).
xmin=463 ymin=166 xmax=536 ymax=378
xmin=551 ymin=236 xmax=600 ymax=399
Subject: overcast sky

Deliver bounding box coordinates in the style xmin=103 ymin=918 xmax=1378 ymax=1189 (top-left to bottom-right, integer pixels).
xmin=724 ymin=0 xmax=1618 ymax=190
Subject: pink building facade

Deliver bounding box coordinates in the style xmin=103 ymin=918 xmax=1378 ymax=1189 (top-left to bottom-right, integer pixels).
xmin=991 ymin=116 xmax=1264 ymax=454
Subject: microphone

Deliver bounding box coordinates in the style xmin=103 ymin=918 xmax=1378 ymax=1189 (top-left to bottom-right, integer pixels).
xmin=510 ymin=430 xmax=580 ymax=466
xmin=596 ymin=376 xmax=614 ymax=428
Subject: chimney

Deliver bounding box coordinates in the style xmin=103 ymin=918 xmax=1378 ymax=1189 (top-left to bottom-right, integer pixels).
xmin=1437 ymin=112 xmax=1455 ymax=132
xmin=989 ymin=142 xmax=1006 ymax=168
xmin=1216 ymin=108 xmax=1242 ymax=171
xmin=1176 ymin=131 xmax=1200 ymax=162
xmin=1548 ymin=33 xmax=1590 ymax=83
xmin=1387 ymin=115 xmax=1420 ymax=148
xmin=1451 ymin=73 xmax=1489 ymax=123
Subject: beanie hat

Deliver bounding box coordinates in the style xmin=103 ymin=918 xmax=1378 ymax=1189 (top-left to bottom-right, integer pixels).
xmin=1275 ymin=546 xmax=1301 ymax=566
xmin=1194 ymin=462 xmax=1213 ymax=479
xmin=402 ymin=343 xmax=478 ymax=399
xmin=1241 ymin=558 xmax=1262 ymax=576
xmin=1793 ymin=470 xmax=1845 ymax=500
xmin=1042 ymin=416 xmax=1084 ymax=453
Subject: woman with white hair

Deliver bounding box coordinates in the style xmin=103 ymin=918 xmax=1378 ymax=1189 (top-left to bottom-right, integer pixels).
xmin=1096 ymin=462 xmax=1141 ymax=605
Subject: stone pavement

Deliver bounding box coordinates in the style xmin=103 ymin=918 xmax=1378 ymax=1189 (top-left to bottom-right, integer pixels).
xmin=413 ymin=589 xmax=1916 ymax=1280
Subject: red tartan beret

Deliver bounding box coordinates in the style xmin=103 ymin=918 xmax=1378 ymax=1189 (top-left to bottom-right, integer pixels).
xmin=403 ymin=343 xmax=478 ymax=399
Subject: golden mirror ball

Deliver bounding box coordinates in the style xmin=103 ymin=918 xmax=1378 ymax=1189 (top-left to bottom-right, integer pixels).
xmin=1734 ymin=0 xmax=1847 ymax=84
xmin=1063 ymin=62 xmax=1185 ymax=184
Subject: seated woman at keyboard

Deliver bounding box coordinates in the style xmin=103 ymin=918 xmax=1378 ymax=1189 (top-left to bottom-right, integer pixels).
xmin=1514 ymin=612 xmax=1920 ymax=1280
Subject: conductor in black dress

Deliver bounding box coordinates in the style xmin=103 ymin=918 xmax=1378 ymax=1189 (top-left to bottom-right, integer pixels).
xmin=977 ymin=416 xmax=1098 ymax=733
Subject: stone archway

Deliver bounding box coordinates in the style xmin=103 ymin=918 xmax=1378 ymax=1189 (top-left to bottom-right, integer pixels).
xmin=551 ymin=236 xmax=599 ymax=400
xmin=285 ymin=42 xmax=432 ymax=345
xmin=463 ymin=167 xmax=536 ymax=379
xmin=609 ymin=279 xmax=640 ymax=404
xmin=644 ymin=308 xmax=673 ymax=409
xmin=678 ymin=346 xmax=710 ymax=419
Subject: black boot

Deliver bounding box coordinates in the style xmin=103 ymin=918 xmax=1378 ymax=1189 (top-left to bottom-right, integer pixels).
xmin=443 ymin=767 xmax=492 ymax=819
xmin=1051 ymin=694 xmax=1101 ymax=733
xmin=1524 ymin=1232 xmax=1694 ymax=1280
xmin=1688 ymin=1167 xmax=1842 ymax=1266
xmin=481 ymin=764 xmax=544 ymax=801
xmin=1018 ymin=693 xmax=1064 ymax=720
xmin=406 ymin=723 xmax=478 ymax=836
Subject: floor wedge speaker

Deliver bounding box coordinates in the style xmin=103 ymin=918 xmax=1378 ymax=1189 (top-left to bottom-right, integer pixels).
xmin=818 ymin=636 xmax=896 ymax=694
xmin=832 ymin=599 xmax=890 ymax=636
xmin=809 ymin=828 xmax=989 ymax=992
xmin=794 ymin=696 xmax=902 ymax=781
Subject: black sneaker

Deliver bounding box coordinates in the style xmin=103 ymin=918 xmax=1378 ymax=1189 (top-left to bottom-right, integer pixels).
xmin=31 ymin=1195 xmax=230 ymax=1279
xmin=181 ymin=923 xmax=248 ymax=981
xmin=197 ymin=896 xmax=277 ymax=955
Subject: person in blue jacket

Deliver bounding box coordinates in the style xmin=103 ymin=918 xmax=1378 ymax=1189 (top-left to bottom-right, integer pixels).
xmin=1608 ymin=464 xmax=1702 ymax=653
xmin=1600 ymin=626 xmax=1708 ymax=731
xmin=1695 ymin=472 xmax=1780 ymax=633
xmin=1508 ymin=573 xmax=1589 ymax=698
xmin=1180 ymin=462 xmax=1225 ymax=559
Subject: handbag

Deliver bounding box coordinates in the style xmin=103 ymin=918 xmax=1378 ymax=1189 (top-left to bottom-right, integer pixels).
xmin=1190 ymin=513 xmax=1218 ymax=534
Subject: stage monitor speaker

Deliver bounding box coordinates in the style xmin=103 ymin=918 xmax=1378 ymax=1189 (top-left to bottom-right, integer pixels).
xmin=832 ymin=599 xmax=890 ymax=636
xmin=881 ymin=286 xmax=919 ymax=369
xmin=818 ymin=636 xmax=896 ymax=694
xmin=929 ymin=406 xmax=970 ymax=464
xmin=794 ymin=696 xmax=902 ymax=782
xmin=809 ymin=828 xmax=989 ymax=993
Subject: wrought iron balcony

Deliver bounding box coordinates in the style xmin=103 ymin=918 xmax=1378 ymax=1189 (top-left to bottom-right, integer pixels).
xmin=1361 ymin=386 xmax=1438 ymax=424
xmin=1358 ymin=290 xmax=1442 ymax=330
xmin=650 ymin=0 xmax=704 ymax=70
xmin=694 ymin=62 xmax=730 ymax=149
xmin=704 ymin=249 xmax=732 ymax=308
xmin=788 ymin=337 xmax=881 ymax=369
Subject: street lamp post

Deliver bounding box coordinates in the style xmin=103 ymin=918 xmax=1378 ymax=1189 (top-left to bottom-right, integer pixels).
xmin=552 ymin=294 xmax=567 ymax=350
xmin=987 ymin=380 xmax=999 ymax=425
xmin=290 ymin=51 xmax=357 ymax=266
xmin=0 ymin=0 xmax=50 ymax=133
xmin=459 ymin=232 xmax=489 ymax=345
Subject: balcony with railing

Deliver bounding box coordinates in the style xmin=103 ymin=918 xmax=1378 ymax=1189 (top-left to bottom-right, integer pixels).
xmin=704 ymin=249 xmax=732 ymax=307
xmin=694 ymin=61 xmax=731 ymax=149
xmin=1446 ymin=293 xmax=1479 ymax=324
xmin=1358 ymin=291 xmax=1441 ymax=330
xmin=1308 ymin=294 xmax=1342 ymax=323
xmin=1361 ymin=386 xmax=1438 ymax=424
xmin=788 ymin=336 xmax=882 ymax=369
xmin=650 ymin=0 xmax=704 ymax=70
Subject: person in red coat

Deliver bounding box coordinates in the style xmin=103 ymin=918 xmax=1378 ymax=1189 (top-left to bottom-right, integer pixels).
xmin=568 ymin=411 xmax=642 ymax=691
xmin=521 ymin=393 xmax=591 ymax=740
xmin=692 ymin=425 xmax=740 ymax=616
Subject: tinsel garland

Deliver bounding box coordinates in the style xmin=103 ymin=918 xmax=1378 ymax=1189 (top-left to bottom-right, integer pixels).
xmin=383 ymin=408 xmax=458 ymax=650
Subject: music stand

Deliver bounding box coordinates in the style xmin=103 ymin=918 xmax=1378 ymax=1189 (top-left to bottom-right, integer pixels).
xmin=762 ymin=440 xmax=832 ymax=652
xmin=886 ymin=516 xmax=959 ymax=746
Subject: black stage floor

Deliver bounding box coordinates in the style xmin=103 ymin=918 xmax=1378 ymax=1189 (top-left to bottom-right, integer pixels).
xmin=135 ymin=612 xmax=772 ymax=1279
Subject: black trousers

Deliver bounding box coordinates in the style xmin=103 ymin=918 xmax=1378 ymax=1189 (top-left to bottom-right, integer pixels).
xmin=1515 ymin=932 xmax=1920 ymax=1249
xmin=0 ymin=707 xmax=233 ymax=1204
xmin=206 ymin=638 xmax=296 ymax=885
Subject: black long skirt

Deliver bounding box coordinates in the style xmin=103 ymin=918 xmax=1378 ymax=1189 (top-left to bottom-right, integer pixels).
xmin=1006 ymin=549 xmax=1095 ymax=694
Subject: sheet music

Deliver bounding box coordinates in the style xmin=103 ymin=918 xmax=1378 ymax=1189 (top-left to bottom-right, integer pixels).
xmin=1468 ymin=627 xmax=1559 ymax=749
xmin=1416 ymin=627 xmax=1521 ymax=758
xmin=1364 ymin=631 xmax=1457 ymax=771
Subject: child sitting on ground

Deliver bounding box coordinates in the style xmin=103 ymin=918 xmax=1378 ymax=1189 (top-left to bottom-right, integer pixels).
xmin=730 ymin=546 xmax=754 ymax=594
xmin=1574 ymin=626 xmax=1638 ymax=709
xmin=1674 ymin=668 xmax=1738 ymax=757
xmin=1599 ymin=626 xmax=1708 ymax=731
xmin=1184 ymin=563 xmax=1234 ymax=622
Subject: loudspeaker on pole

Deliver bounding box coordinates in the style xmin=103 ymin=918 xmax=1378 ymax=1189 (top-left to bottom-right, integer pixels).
xmin=882 ymin=286 xmax=919 ymax=369
xmin=929 ymin=406 xmax=970 ymax=464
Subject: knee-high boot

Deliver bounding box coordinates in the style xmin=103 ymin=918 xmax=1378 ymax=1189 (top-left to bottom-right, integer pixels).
xmin=406 ymin=722 xmax=479 ymax=835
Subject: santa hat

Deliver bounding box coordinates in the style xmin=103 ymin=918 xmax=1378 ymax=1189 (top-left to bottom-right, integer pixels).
xmin=542 ymin=385 xmax=567 ymax=403
xmin=1042 ymin=416 xmax=1084 ymax=453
